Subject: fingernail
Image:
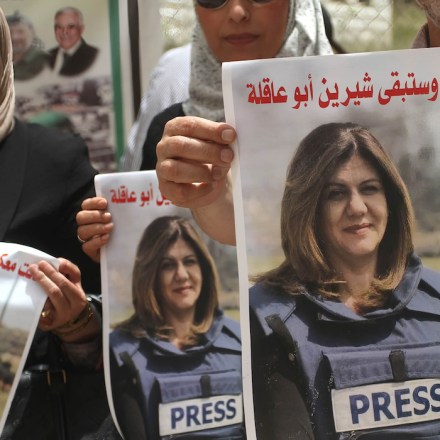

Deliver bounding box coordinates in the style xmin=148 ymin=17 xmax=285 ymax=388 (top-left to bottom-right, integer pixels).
xmin=221 ymin=129 xmax=234 ymax=142
xmin=220 ymin=148 xmax=233 ymax=163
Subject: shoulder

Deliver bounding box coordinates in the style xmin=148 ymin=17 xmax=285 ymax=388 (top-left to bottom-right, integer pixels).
xmin=420 ymin=265 xmax=440 ymax=295
xmin=22 ymin=121 xmax=89 ymax=159
xmin=110 ymin=329 xmax=142 ymax=365
xmin=79 ymin=40 xmax=99 ymax=55
xmin=150 ymin=102 xmax=185 ymax=128
xmin=250 ymin=283 xmax=298 ymax=336
xmin=221 ymin=315 xmax=241 ymax=340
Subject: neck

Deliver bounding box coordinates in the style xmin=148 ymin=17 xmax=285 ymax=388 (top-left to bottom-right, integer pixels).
xmin=165 ymin=310 xmax=195 ymax=349
xmin=331 ymin=257 xmax=377 ymax=305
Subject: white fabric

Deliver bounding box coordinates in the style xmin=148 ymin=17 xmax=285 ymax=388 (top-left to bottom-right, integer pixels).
xmin=416 ymin=0 xmax=440 ymax=28
xmin=182 ymin=0 xmax=333 ymax=121
xmin=0 ymin=7 xmax=15 ymax=142
xmin=121 ymin=0 xmax=332 ymax=170
xmin=412 ymin=23 xmax=430 ymax=48
xmin=120 ymin=44 xmax=191 ymax=171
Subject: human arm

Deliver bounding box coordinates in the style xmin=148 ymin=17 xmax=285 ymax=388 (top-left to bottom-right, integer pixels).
xmin=76 ymin=197 xmax=113 ymax=263
xmin=31 ymin=258 xmax=101 ymax=368
xmin=155 ymin=116 xmax=236 ymax=245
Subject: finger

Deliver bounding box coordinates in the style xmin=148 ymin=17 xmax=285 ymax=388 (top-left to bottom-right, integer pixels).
xmin=164 ymin=117 xmax=236 ymax=145
xmin=39 ymin=298 xmax=55 ymax=328
xmin=76 ymin=208 xmax=112 ymax=228
xmin=57 ymin=258 xmax=81 ymax=285
xmin=81 ymin=234 xmax=110 ymax=263
xmin=77 ymin=221 xmax=113 ymax=243
xmin=80 ymin=197 xmax=108 ymax=211
xmin=158 ymin=180 xmax=224 ymax=209
xmin=157 ymin=133 xmax=234 ymax=166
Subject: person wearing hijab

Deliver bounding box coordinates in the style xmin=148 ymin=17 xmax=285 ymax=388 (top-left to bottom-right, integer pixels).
xmin=139 ymin=0 xmax=332 ymax=170
xmin=77 ymin=0 xmax=332 ymax=262
xmin=413 ymin=0 xmax=440 ymax=47
xmin=0 ymin=7 xmax=114 ymax=439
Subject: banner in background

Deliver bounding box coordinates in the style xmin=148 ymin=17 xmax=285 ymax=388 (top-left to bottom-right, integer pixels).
xmin=0 ymin=0 xmax=145 ymax=171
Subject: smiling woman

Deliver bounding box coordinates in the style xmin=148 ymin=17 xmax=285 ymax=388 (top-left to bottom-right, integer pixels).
xmin=250 ymin=122 xmax=440 ymax=439
xmin=109 ymin=216 xmax=243 ymax=440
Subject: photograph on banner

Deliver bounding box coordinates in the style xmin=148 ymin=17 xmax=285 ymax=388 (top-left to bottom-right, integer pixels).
xmin=0 ymin=0 xmax=130 ymax=172
xmin=223 ymin=47 xmax=440 ymax=439
xmin=0 ymin=243 xmax=57 ymax=434
xmin=95 ymin=171 xmax=243 ymax=439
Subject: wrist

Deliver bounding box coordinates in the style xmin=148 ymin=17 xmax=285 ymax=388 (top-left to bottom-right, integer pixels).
xmin=52 ymin=299 xmax=100 ymax=343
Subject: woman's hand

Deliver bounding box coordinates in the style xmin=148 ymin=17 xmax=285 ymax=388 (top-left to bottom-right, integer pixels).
xmin=33 ymin=258 xmax=100 ymax=343
xmin=76 ymin=197 xmax=113 ymax=263
xmin=156 ymin=116 xmax=236 ymax=244
xmin=156 ymin=116 xmax=235 ymax=208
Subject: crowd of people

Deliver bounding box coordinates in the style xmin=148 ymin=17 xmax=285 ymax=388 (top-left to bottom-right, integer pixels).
xmin=2 ymin=0 xmax=440 ymax=439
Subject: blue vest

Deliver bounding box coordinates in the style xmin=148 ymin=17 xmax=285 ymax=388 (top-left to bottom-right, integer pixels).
xmin=110 ymin=311 xmax=244 ymax=439
xmin=251 ymin=255 xmax=440 ymax=439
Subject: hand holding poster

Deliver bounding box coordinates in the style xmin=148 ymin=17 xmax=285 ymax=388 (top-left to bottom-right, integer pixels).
xmin=223 ymin=48 xmax=440 ymax=439
xmin=0 ymin=243 xmax=58 ymax=435
xmin=96 ymin=171 xmax=243 ymax=439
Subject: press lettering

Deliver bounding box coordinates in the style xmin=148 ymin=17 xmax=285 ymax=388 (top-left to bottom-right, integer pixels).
xmin=372 ymin=392 xmax=395 ymax=421
xmin=430 ymin=384 xmax=440 ymax=412
xmin=413 ymin=386 xmax=430 ymax=415
xmin=226 ymin=398 xmax=237 ymax=419
xmin=214 ymin=400 xmax=225 ymax=421
xmin=350 ymin=394 xmax=369 ymax=424
xmin=187 ymin=405 xmax=201 ymax=427
xmin=202 ymin=402 xmax=213 ymax=424
xmin=395 ymin=388 xmax=411 ymax=418
xmin=171 ymin=407 xmax=185 ymax=429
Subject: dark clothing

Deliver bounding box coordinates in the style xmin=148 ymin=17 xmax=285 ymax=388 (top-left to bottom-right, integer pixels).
xmin=250 ymin=254 xmax=440 ymax=439
xmin=110 ymin=311 xmax=244 ymax=439
xmin=48 ymin=39 xmax=98 ymax=77
xmin=140 ymin=102 xmax=184 ymax=170
xmin=13 ymin=46 xmax=47 ymax=81
xmin=0 ymin=118 xmax=100 ymax=293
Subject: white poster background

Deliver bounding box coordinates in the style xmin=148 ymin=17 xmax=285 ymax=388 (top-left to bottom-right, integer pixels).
xmin=223 ymin=47 xmax=440 ymax=437
xmin=0 ymin=243 xmax=58 ymax=434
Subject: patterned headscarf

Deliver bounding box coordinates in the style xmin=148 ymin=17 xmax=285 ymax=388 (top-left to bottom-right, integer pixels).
xmin=0 ymin=7 xmax=15 ymax=141
xmin=182 ymin=0 xmax=332 ymax=121
xmin=416 ymin=0 xmax=440 ymax=28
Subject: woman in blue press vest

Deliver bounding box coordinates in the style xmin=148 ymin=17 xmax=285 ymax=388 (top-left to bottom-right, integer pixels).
xmin=250 ymin=122 xmax=440 ymax=439
xmin=109 ymin=216 xmax=243 ymax=440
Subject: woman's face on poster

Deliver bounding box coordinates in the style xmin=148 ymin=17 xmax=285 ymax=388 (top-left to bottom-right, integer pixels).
xmin=319 ymin=154 xmax=388 ymax=269
xmin=196 ymin=0 xmax=289 ymax=62
xmin=158 ymin=238 xmax=202 ymax=318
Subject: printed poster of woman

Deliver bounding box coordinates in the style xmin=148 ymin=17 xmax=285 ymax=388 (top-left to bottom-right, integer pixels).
xmin=223 ymin=47 xmax=440 ymax=439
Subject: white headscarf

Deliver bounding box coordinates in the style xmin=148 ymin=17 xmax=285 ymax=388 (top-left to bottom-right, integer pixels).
xmin=416 ymin=0 xmax=440 ymax=28
xmin=0 ymin=7 xmax=15 ymax=141
xmin=182 ymin=0 xmax=332 ymax=121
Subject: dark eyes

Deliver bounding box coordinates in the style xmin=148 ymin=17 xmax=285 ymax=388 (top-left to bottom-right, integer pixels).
xmin=160 ymin=257 xmax=198 ymax=271
xmin=326 ymin=184 xmax=382 ymax=201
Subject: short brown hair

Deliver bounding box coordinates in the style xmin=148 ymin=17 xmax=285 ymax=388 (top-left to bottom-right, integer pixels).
xmin=258 ymin=122 xmax=414 ymax=312
xmin=119 ymin=216 xmax=219 ymax=345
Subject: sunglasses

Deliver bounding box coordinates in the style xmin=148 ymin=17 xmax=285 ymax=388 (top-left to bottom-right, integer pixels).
xmin=196 ymin=0 xmax=274 ymax=10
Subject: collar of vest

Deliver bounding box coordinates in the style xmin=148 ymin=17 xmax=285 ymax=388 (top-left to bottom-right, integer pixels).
xmin=150 ymin=311 xmax=241 ymax=357
xmin=251 ymin=254 xmax=440 ymax=332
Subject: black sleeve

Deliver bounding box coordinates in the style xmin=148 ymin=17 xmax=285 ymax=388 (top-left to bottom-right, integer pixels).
xmin=250 ymin=310 xmax=315 ymax=440
xmin=140 ymin=103 xmax=185 ymax=171
xmin=110 ymin=351 xmax=148 ymax=440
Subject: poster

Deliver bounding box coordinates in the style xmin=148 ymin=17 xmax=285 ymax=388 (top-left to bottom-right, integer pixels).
xmin=0 ymin=0 xmax=146 ymax=172
xmin=0 ymin=243 xmax=58 ymax=434
xmin=96 ymin=171 xmax=241 ymax=437
xmin=223 ymin=48 xmax=440 ymax=438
